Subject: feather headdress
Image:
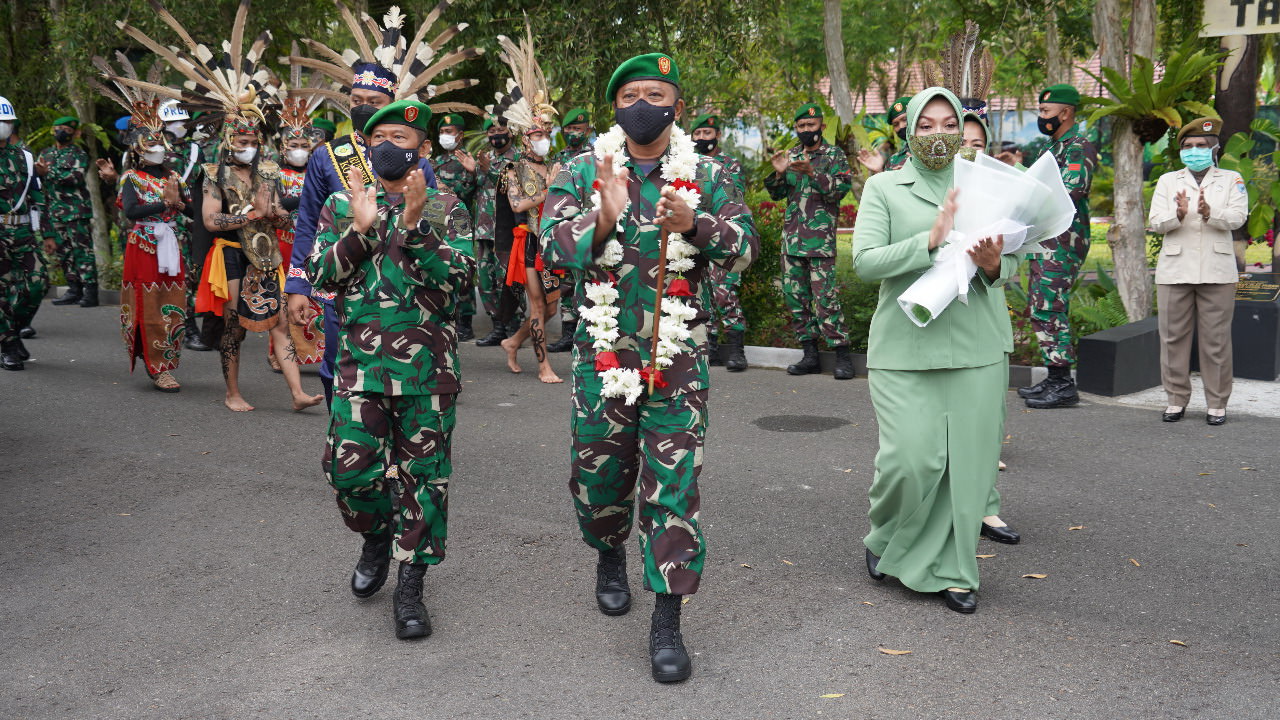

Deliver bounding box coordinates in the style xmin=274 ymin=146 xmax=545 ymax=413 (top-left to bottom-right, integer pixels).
xmin=276 ymin=41 xmax=347 ymax=141
xmin=89 ymin=52 xmax=169 ymax=136
xmin=286 ymin=0 xmax=484 ymax=115
xmin=923 ymin=20 xmax=994 ymax=117
xmin=111 ymin=0 xmax=278 ymax=140
xmin=488 ymin=20 xmax=556 ymax=135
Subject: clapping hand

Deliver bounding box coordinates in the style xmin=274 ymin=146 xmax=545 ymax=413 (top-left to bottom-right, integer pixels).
xmin=929 ymin=189 xmax=960 ymax=250
xmin=967 ymin=235 xmax=1005 ymax=280
xmin=456 ymin=149 xmax=476 ymax=173
xmin=402 ymin=168 xmax=427 ymax=229
xmin=34 ymin=158 xmax=49 ymax=177
xmin=788 ymin=159 xmax=813 ymax=176
xmin=347 ymin=166 xmax=379 ymax=235
xmin=477 ymin=151 xmax=491 ymax=174
xmin=770 ymin=150 xmax=789 ymax=174
xmin=1175 ymin=189 xmax=1189 ymax=222
xmin=857 ymin=148 xmax=885 ymax=174
xmin=162 ymin=176 xmax=181 ymax=207
xmin=594 ymin=154 xmax=629 ymax=235
xmin=96 ymin=158 xmax=117 ymax=184
xmin=1198 ymin=191 xmax=1211 ymax=221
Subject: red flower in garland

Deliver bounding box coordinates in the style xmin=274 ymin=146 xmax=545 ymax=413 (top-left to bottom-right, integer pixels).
xmin=639 ymin=367 xmax=668 ymax=389
xmin=594 ymin=351 xmax=620 ymax=371
xmin=670 ymin=179 xmax=699 ymax=193
xmin=666 ymin=278 xmax=694 ymax=297
xmin=592 ymin=179 xmax=602 ymax=191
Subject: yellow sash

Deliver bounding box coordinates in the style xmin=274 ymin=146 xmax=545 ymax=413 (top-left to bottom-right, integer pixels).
xmin=204 ymin=238 xmax=242 ymax=308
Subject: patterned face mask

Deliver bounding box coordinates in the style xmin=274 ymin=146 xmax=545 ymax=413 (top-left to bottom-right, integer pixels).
xmin=908 ymin=132 xmax=964 ymax=171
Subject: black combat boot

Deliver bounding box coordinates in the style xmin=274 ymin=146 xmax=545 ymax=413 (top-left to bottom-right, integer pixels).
xmin=52 ymin=281 xmax=83 ymax=305
xmin=78 ymin=284 xmax=99 ymax=308
xmin=475 ymin=318 xmax=507 ymax=346
xmin=393 ymin=562 xmax=432 ymax=640
xmin=183 ymin=316 xmax=211 ymax=351
xmin=1025 ymin=367 xmax=1079 ymax=409
xmin=1017 ymin=377 xmax=1050 ymax=398
xmin=1 ymin=341 xmax=24 ymax=371
xmin=707 ymin=333 xmax=722 ymax=366
xmin=18 ymin=326 xmax=35 ymax=339
xmin=350 ymin=531 xmax=392 ymax=598
xmin=456 ymin=314 xmax=475 ymax=342
xmin=14 ymin=338 xmax=30 ymax=361
xmin=786 ymin=340 xmax=820 ymax=376
xmin=595 ymin=545 xmax=632 ymax=616
xmin=649 ymin=593 xmax=691 ymax=683
xmin=833 ymin=345 xmax=855 ymax=380
xmin=724 ymin=329 xmax=748 ymax=372
xmin=547 ymin=319 xmax=576 ymax=353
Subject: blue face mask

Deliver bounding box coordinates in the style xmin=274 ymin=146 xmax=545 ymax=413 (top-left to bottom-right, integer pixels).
xmin=1180 ymin=147 xmax=1215 ymax=172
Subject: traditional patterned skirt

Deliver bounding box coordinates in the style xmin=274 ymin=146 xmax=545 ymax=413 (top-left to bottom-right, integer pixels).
xmin=121 ymin=223 xmax=186 ymax=375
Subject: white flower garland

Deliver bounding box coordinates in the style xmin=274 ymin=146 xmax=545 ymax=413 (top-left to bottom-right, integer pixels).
xmin=579 ymin=124 xmax=704 ymax=404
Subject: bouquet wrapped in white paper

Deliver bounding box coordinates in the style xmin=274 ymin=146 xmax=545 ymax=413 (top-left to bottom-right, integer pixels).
xmin=898 ymin=152 xmax=1077 ymax=327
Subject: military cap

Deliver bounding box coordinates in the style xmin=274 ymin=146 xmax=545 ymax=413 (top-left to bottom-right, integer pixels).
xmin=794 ymin=102 xmax=823 ymax=123
xmin=691 ymin=113 xmax=719 ymax=131
xmin=437 ymin=113 xmax=466 ymax=130
xmin=364 ymin=99 xmax=432 ymax=136
xmin=606 ymin=53 xmax=680 ymax=102
xmin=562 ymin=108 xmax=590 ymax=126
xmin=52 ymin=115 xmax=79 ymax=129
xmin=312 ymin=117 xmax=337 ymax=135
xmin=887 ymin=97 xmax=911 ymax=124
xmin=1177 ymin=116 xmax=1222 ymax=146
xmin=1039 ymin=83 xmax=1080 ymax=107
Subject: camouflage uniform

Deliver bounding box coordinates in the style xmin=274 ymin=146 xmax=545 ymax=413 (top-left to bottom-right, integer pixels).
xmin=886 ymin=145 xmax=910 ymax=172
xmin=542 ymin=151 xmax=758 ymax=595
xmin=702 ymin=150 xmax=747 ymax=334
xmin=473 ymin=144 xmax=520 ymax=322
xmin=165 ymin=141 xmax=203 ymax=317
xmin=0 ymin=141 xmax=48 ymax=343
xmin=764 ymin=140 xmax=853 ymax=347
xmin=37 ymin=143 xmax=95 ymax=285
xmin=433 ymin=152 xmax=478 ymax=321
xmin=307 ymin=186 xmax=475 ymax=565
xmin=549 ymin=142 xmax=593 ymax=325
xmin=1027 ymin=126 xmax=1097 ymax=367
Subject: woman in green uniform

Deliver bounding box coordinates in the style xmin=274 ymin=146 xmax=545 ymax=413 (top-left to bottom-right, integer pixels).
xmin=852 ymin=87 xmax=1017 ymax=614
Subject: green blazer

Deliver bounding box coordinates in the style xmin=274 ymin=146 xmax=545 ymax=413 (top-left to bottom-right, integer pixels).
xmin=852 ymin=161 xmax=1018 ymax=371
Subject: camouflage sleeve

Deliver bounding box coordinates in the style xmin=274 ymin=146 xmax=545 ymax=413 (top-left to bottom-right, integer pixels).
xmin=851 ymin=175 xmax=934 ymax=282
xmin=402 ymin=202 xmax=476 ymax=294
xmin=812 ymin=148 xmax=852 ymax=204
xmin=541 ymin=161 xmax=607 ymax=270
xmin=686 ymin=164 xmax=758 ymax=274
xmin=306 ymin=192 xmax=370 ymax=292
xmin=458 ymin=168 xmax=478 ymax=204
xmin=764 ymin=170 xmax=790 ymax=200
xmin=1060 ymin=140 xmax=1093 ymax=202
xmin=50 ymin=147 xmax=87 ymax=187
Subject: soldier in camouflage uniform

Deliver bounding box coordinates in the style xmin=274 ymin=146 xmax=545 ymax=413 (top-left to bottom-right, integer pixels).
xmin=1021 ymin=84 xmax=1097 ymax=409
xmin=543 ymin=54 xmax=758 ymax=683
xmin=546 ymin=107 xmax=594 ymax=353
xmin=432 ymin=112 xmax=479 ymax=341
xmin=765 ymin=102 xmax=855 ymax=380
xmin=0 ymin=96 xmax=48 ymax=370
xmin=473 ymin=115 xmax=523 ymax=346
xmin=159 ymin=100 xmax=212 ymax=350
xmin=307 ymin=101 xmax=476 ymax=641
xmin=38 ymin=116 xmax=98 ymax=308
xmin=857 ymin=96 xmax=912 ymax=175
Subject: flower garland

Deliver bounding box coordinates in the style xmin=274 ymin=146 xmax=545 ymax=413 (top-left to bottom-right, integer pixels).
xmin=580 ymin=124 xmax=703 ymax=405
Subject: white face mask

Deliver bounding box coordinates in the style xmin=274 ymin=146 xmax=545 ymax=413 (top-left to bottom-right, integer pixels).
xmin=142 ymin=145 xmax=167 ymax=164
xmin=0 ymin=122 xmax=12 ymax=141
xmin=232 ymin=146 xmax=258 ymax=164
xmin=165 ymin=121 xmax=187 ymax=139
xmin=531 ymin=138 xmax=551 ymax=158
xmin=285 ymin=148 xmax=311 ymax=166
xmin=438 ymin=133 xmax=458 ymax=151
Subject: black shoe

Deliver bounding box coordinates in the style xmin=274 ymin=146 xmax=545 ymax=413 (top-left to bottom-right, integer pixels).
xmin=1024 ymin=377 xmax=1079 ymax=409
xmin=650 ymin=593 xmax=691 ymax=683
xmin=183 ymin=319 xmax=211 ymax=351
xmin=707 ymin=335 xmax=723 ymax=366
xmin=1 ymin=341 xmax=23 ymax=371
xmin=1017 ymin=378 xmax=1049 ymax=398
xmin=547 ymin=320 xmax=576 ymax=353
xmin=350 ymin=532 xmax=392 ymax=599
xmin=15 ymin=338 xmax=30 ymax=361
xmin=724 ymin=329 xmax=747 ymax=372
xmin=475 ymin=323 xmax=507 ymax=347
xmin=456 ymin=316 xmax=475 ymax=342
xmin=393 ymin=562 xmax=432 ymax=640
xmin=1162 ymin=408 xmax=1185 ymax=423
xmin=1206 ymin=413 xmax=1226 ymax=426
xmin=833 ymin=345 xmax=855 ymax=380
xmin=52 ymin=282 xmax=83 ymax=305
xmin=595 ymin=546 xmax=632 ymax=616
xmin=18 ymin=326 xmax=35 ymax=339
xmin=78 ymin=284 xmax=99 ymax=308
xmin=866 ymin=548 xmax=886 ymax=582
xmin=787 ymin=340 xmax=820 ymax=376
xmin=940 ymin=589 xmax=977 ymax=614
xmin=981 ymin=523 xmax=1021 ymax=545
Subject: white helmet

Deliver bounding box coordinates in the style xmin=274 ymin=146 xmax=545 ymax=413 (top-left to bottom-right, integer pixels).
xmin=0 ymin=96 xmax=16 ymax=121
xmin=159 ymin=100 xmax=190 ymax=123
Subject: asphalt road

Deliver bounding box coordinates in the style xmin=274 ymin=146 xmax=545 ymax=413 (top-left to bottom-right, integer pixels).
xmin=2 ymin=305 xmax=1277 ymax=719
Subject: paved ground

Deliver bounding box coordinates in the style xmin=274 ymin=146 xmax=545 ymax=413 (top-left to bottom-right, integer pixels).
xmin=2 ymin=305 xmax=1278 ymax=720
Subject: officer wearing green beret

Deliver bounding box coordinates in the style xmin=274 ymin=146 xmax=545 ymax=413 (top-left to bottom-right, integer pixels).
xmin=312 ymin=117 xmax=337 ymax=142
xmin=857 ymin=96 xmax=913 ymax=174
xmin=0 ymin=96 xmax=49 ymax=369
xmin=546 ymin=107 xmax=595 ymax=354
xmin=307 ymin=99 xmax=476 ymax=641
xmin=432 ymin=112 xmax=480 ymax=340
xmin=766 ymin=102 xmax=855 ymax=379
xmin=473 ymin=114 xmax=523 ymax=346
xmin=552 ymin=107 xmax=594 ymax=167
xmin=37 ymin=115 xmax=97 ymax=309
xmin=1020 ymin=83 xmax=1098 ymax=408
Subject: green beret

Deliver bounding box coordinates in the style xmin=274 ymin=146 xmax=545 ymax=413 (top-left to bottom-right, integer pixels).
xmin=312 ymin=117 xmax=336 ymax=134
xmin=562 ymin=108 xmax=590 ymax=126
xmin=52 ymin=116 xmax=78 ymax=129
xmin=605 ymin=53 xmax=680 ymax=102
xmin=887 ymin=97 xmax=911 ymax=124
xmin=1177 ymin=116 xmax=1222 ymax=146
xmin=437 ymin=113 xmax=465 ymax=130
xmin=794 ymin=102 xmax=823 ymax=123
xmin=1039 ymin=83 xmax=1080 ymax=107
xmin=692 ymin=113 xmax=719 ymax=131
xmin=364 ymin=99 xmax=432 ymax=136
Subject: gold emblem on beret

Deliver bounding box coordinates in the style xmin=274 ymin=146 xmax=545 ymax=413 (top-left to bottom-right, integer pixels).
xmin=405 ymin=106 xmax=419 ymax=122
xmin=893 ymin=103 xmax=903 ymax=112
xmin=658 ymin=56 xmax=672 ymax=75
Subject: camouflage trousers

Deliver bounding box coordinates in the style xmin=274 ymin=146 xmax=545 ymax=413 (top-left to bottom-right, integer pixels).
xmin=559 ymin=274 xmax=578 ymax=323
xmin=456 ymin=286 xmax=476 ymax=321
xmin=48 ymin=218 xmax=96 ymax=285
xmin=706 ymin=264 xmax=746 ymax=334
xmin=781 ymin=254 xmax=849 ymax=347
xmin=476 ymin=238 xmax=503 ymax=320
xmin=0 ymin=226 xmax=48 ymax=343
xmin=324 ymin=391 xmax=457 ymax=565
xmin=570 ymin=373 xmax=707 ymax=596
xmin=1027 ymin=230 xmax=1089 ymax=367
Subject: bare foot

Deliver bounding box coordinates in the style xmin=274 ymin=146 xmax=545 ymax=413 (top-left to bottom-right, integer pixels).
xmin=501 ymin=337 xmax=522 ymax=373
xmin=292 ymin=392 xmax=324 ymax=412
xmin=538 ymin=364 xmax=563 ymax=384
xmin=225 ymin=394 xmax=255 ymax=412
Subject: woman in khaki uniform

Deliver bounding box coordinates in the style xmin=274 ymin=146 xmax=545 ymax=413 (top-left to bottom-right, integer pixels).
xmin=1148 ymin=117 xmax=1247 ymax=426
xmin=852 ymin=87 xmax=1016 ymax=614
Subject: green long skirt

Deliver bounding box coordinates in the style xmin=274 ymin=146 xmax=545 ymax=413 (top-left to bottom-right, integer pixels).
xmin=864 ymin=359 xmax=1008 ymax=593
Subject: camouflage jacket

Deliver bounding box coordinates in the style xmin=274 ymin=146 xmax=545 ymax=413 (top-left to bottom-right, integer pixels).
xmin=36 ymin=144 xmax=91 ymax=222
xmin=307 ymin=186 xmax=476 ymax=397
xmin=432 ymin=152 xmax=477 ymax=206
xmin=166 ymin=141 xmax=203 ymax=185
xmin=541 ymin=149 xmax=758 ymax=399
xmin=473 ymin=144 xmax=520 ymax=241
xmin=764 ymin=141 xmax=852 ymax=257
xmin=886 ymin=145 xmax=910 ymax=172
xmin=705 ymin=150 xmax=746 ymax=196
xmin=0 ymin=142 xmax=44 ymax=233
xmin=1049 ymin=125 xmax=1098 ymax=239
xmin=551 ymin=143 xmax=593 ymax=169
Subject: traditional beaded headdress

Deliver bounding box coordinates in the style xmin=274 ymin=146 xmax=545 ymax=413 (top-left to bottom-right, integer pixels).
xmin=88 ymin=52 xmax=168 ymax=151
xmin=923 ymin=20 xmax=994 ymax=120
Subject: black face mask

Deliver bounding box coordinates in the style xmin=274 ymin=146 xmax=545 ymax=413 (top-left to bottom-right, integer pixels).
xmin=797 ymin=129 xmax=822 ymax=147
xmin=350 ymin=104 xmax=379 ymax=136
xmin=565 ymin=131 xmax=585 ymax=147
xmin=895 ymin=127 xmax=907 ymax=142
xmin=371 ymin=140 xmax=418 ymax=181
xmin=615 ymin=100 xmax=675 ymax=146
xmin=54 ymin=129 xmax=73 ymax=144
xmin=1038 ymin=115 xmax=1063 ymax=137
xmin=693 ymin=138 xmax=718 ymax=154
xmin=488 ymin=133 xmax=510 ymax=150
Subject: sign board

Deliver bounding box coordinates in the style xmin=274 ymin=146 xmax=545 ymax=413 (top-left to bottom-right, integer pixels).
xmin=1203 ymin=0 xmax=1280 ymax=37
xmin=1235 ymin=272 xmax=1280 ymax=302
